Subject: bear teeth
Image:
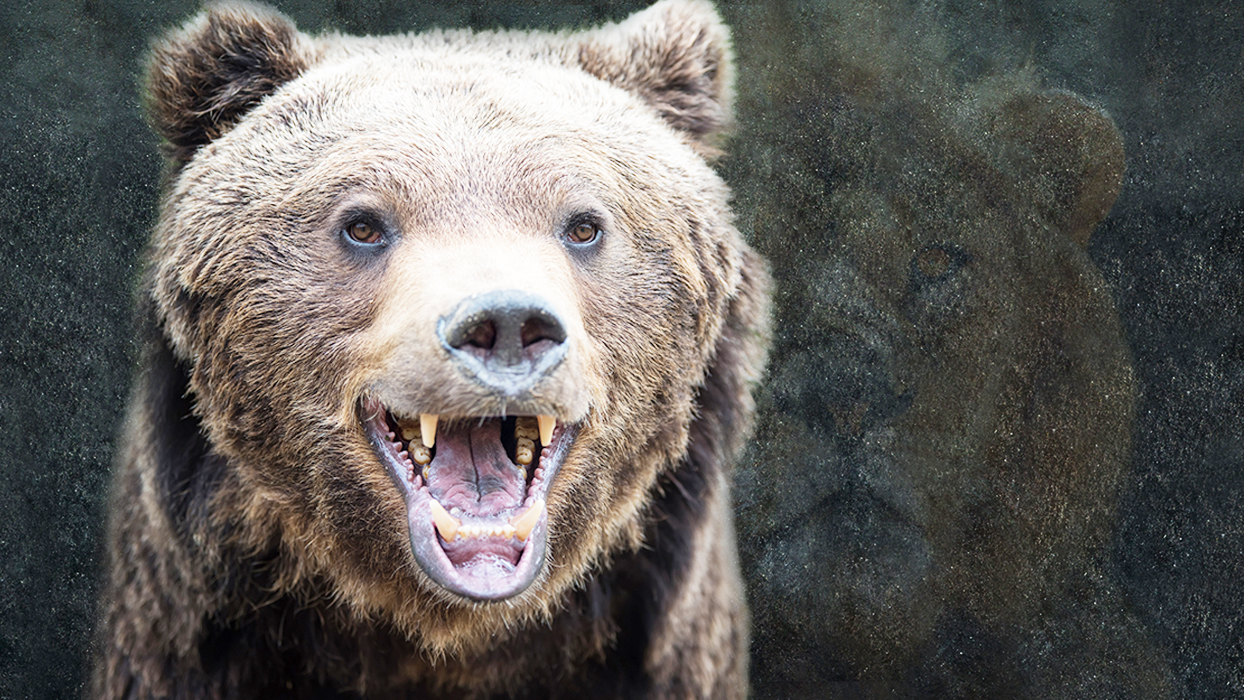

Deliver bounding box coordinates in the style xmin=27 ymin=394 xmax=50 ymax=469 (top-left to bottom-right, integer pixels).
xmin=428 ymin=499 xmax=461 ymax=541
xmin=512 ymin=415 xmax=556 ymax=446
xmin=515 ymin=416 xmax=538 ymax=441
xmin=392 ymin=412 xmax=556 ymax=472
xmin=453 ymin=523 xmax=519 ymax=540
xmin=510 ymin=501 xmax=541 ymax=541
xmin=516 ymin=438 xmax=535 ymax=466
xmin=429 ymin=498 xmax=534 ymax=542
xmin=396 ymin=413 xmax=438 ymax=448
xmin=419 ymin=414 xmax=438 ymax=448
xmin=410 ymin=444 xmax=432 ymax=465
xmin=537 ymin=415 xmax=555 ymax=445
xmin=393 ymin=416 xmax=433 ymax=467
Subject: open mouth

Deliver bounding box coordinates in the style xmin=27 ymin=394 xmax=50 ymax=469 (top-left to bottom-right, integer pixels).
xmin=361 ymin=397 xmax=575 ymax=601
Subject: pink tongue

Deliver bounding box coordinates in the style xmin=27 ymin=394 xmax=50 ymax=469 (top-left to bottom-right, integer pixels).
xmin=426 ymin=421 xmax=525 ymax=517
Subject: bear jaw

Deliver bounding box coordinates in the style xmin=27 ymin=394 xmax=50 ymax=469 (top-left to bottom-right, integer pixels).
xmin=361 ymin=397 xmax=574 ymax=601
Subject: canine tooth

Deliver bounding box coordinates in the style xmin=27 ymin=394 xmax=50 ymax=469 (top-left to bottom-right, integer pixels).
xmin=420 ymin=414 xmax=438 ymax=448
xmin=510 ymin=501 xmax=542 ymax=542
xmin=537 ymin=415 xmax=555 ymax=445
xmin=429 ymin=500 xmax=460 ymax=542
xmin=411 ymin=444 xmax=432 ymax=465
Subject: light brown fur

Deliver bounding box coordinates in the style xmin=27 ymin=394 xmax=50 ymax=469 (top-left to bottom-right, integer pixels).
xmin=94 ymin=2 xmax=768 ymax=698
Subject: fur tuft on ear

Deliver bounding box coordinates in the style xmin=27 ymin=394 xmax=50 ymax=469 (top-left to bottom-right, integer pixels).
xmin=577 ymin=0 xmax=733 ymax=148
xmin=988 ymin=90 xmax=1126 ymax=248
xmin=144 ymin=2 xmax=309 ymax=164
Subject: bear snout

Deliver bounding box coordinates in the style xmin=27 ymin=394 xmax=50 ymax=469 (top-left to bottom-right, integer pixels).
xmin=437 ymin=290 xmax=570 ymax=397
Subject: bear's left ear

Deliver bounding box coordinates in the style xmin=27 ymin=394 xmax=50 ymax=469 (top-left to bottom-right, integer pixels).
xmin=576 ymin=0 xmax=733 ymax=148
xmin=989 ymin=90 xmax=1126 ymax=248
xmin=145 ymin=2 xmax=311 ymax=164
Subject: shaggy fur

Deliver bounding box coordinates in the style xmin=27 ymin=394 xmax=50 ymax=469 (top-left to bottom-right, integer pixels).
xmin=725 ymin=3 xmax=1173 ymax=697
xmin=93 ymin=2 xmax=769 ymax=698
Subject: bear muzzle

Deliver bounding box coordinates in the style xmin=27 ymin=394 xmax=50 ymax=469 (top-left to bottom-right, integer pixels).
xmin=360 ymin=292 xmax=590 ymax=602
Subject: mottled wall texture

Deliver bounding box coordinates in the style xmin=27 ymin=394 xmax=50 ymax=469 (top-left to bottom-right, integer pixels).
xmin=1 ymin=0 xmax=1240 ymax=698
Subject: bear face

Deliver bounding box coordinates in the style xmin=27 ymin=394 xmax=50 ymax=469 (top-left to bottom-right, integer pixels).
xmin=152 ymin=38 xmax=731 ymax=605
xmin=96 ymin=2 xmax=768 ymax=697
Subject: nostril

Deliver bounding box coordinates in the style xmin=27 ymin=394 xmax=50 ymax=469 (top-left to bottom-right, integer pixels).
xmin=520 ymin=317 xmax=566 ymax=349
xmin=463 ymin=320 xmax=497 ymax=351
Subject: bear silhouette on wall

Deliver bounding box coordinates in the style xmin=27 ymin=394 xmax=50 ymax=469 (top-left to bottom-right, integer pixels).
xmin=725 ymin=3 xmax=1176 ymax=697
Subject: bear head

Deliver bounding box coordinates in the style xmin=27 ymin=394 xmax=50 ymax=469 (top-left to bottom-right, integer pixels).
xmin=135 ymin=0 xmax=767 ymax=658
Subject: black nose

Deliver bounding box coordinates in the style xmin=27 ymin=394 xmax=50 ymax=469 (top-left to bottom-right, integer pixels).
xmin=437 ymin=291 xmax=569 ymax=395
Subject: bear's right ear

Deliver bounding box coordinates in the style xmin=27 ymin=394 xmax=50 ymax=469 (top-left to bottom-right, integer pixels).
xmin=145 ymin=3 xmax=309 ymax=164
xmin=576 ymin=0 xmax=733 ymax=150
xmin=988 ymin=90 xmax=1126 ymax=248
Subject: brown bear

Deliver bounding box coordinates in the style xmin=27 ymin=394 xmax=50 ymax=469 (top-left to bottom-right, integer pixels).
xmin=92 ymin=2 xmax=769 ymax=698
xmin=723 ymin=3 xmax=1175 ymax=697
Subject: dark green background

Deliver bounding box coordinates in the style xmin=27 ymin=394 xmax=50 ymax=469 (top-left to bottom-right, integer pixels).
xmin=0 ymin=1 xmax=1240 ymax=697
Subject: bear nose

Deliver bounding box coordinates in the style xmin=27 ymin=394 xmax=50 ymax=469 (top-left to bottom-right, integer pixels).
xmin=437 ymin=290 xmax=569 ymax=395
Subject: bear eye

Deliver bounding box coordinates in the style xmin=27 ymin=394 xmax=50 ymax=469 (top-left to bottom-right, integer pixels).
xmin=345 ymin=220 xmax=382 ymax=245
xmin=565 ymin=220 xmax=602 ymax=246
xmin=911 ymin=243 xmax=970 ymax=283
xmin=916 ymin=246 xmax=951 ymax=278
xmin=905 ymin=242 xmax=975 ymax=330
